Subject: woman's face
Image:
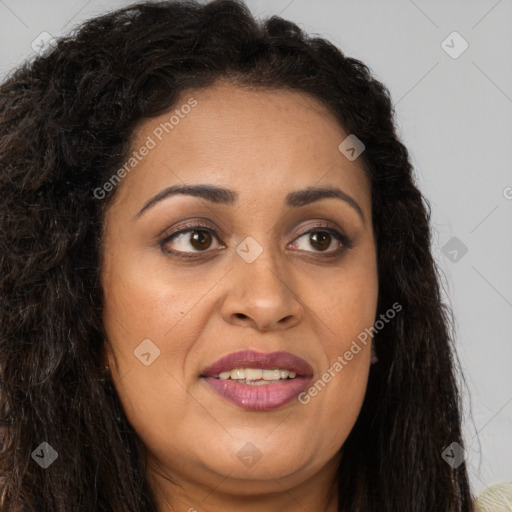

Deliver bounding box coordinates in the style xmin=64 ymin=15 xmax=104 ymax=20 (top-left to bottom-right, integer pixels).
xmin=100 ymin=82 xmax=378 ymax=503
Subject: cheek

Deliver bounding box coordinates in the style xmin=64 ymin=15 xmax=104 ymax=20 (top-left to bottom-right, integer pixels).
xmin=314 ymin=358 xmax=370 ymax=456
xmin=298 ymin=324 xmax=372 ymax=457
xmin=296 ymin=250 xmax=377 ymax=442
xmin=101 ymin=261 xmax=203 ymax=452
xmin=313 ymin=249 xmax=379 ymax=346
xmin=102 ymin=255 xmax=171 ymax=335
xmin=101 ymin=247 xmax=204 ymax=351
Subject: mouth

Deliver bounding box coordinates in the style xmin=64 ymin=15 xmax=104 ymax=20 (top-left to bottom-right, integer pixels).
xmin=200 ymin=350 xmax=313 ymax=411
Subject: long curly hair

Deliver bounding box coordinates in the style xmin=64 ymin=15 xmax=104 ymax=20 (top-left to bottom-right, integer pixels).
xmin=0 ymin=1 xmax=474 ymax=510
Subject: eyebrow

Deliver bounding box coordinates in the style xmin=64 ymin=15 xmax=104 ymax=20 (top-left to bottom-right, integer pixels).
xmin=134 ymin=184 xmax=365 ymax=224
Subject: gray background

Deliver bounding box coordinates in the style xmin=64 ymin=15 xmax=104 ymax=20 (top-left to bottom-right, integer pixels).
xmin=1 ymin=0 xmax=510 ymax=497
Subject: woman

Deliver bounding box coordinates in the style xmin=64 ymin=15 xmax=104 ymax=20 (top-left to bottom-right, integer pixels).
xmin=0 ymin=1 xmax=474 ymax=510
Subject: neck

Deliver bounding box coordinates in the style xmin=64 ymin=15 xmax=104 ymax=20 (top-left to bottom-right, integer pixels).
xmin=146 ymin=451 xmax=341 ymax=512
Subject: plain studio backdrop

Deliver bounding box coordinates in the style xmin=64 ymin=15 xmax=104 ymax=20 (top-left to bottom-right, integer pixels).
xmin=1 ymin=0 xmax=511 ymax=498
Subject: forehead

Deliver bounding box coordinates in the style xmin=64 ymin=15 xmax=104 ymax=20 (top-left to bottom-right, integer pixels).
xmin=110 ymin=82 xmax=370 ymax=214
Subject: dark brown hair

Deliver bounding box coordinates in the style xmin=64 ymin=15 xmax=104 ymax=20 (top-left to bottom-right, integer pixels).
xmin=0 ymin=1 xmax=474 ymax=510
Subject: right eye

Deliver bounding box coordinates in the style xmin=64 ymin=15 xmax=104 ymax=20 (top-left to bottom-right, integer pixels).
xmin=160 ymin=221 xmax=225 ymax=259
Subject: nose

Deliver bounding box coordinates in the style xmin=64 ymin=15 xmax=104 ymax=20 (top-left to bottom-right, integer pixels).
xmin=220 ymin=245 xmax=304 ymax=332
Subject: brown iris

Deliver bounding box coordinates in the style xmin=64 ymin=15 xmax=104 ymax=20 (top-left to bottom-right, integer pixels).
xmin=309 ymin=231 xmax=331 ymax=251
xmin=189 ymin=230 xmax=213 ymax=250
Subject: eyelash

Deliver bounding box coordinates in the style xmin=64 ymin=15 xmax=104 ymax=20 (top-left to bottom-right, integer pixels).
xmin=159 ymin=220 xmax=353 ymax=260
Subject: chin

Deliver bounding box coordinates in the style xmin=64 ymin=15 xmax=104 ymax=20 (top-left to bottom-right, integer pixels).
xmin=200 ymin=444 xmax=313 ymax=484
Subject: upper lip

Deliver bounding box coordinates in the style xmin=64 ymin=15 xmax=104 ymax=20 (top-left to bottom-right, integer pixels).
xmin=201 ymin=350 xmax=314 ymax=378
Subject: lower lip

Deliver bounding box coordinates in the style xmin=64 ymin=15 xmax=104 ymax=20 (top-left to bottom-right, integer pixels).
xmin=202 ymin=376 xmax=311 ymax=411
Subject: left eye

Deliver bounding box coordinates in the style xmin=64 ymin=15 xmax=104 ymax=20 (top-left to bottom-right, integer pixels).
xmin=291 ymin=228 xmax=347 ymax=253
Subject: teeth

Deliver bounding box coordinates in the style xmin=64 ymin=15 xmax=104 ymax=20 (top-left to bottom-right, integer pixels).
xmin=236 ymin=379 xmax=281 ymax=386
xmin=217 ymin=368 xmax=298 ymax=381
xmin=245 ymin=368 xmax=263 ymax=380
xmin=230 ymin=369 xmax=245 ymax=380
xmin=263 ymin=369 xmax=281 ymax=380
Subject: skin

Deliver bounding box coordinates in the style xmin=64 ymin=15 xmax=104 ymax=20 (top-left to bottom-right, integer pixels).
xmin=100 ymin=81 xmax=379 ymax=512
